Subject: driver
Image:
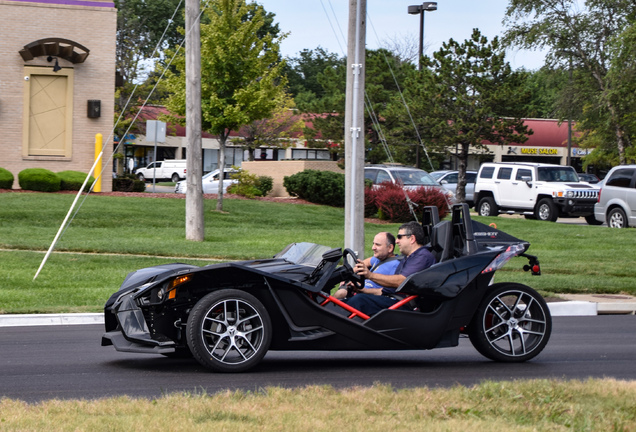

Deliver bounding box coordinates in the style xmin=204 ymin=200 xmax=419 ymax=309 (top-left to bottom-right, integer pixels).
xmin=333 ymin=232 xmax=399 ymax=299
xmin=346 ymin=221 xmax=435 ymax=315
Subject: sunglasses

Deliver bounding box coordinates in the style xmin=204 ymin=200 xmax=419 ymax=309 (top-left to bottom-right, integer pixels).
xmin=396 ymin=233 xmax=411 ymax=239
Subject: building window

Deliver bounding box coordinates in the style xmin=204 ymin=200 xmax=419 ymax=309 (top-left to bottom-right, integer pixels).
xmin=22 ymin=66 xmax=74 ymax=158
xmin=291 ymin=149 xmax=330 ymax=160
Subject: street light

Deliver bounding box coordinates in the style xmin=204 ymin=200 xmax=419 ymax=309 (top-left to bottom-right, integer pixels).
xmin=408 ymin=2 xmax=437 ymax=71
xmin=408 ymin=2 xmax=437 ymax=167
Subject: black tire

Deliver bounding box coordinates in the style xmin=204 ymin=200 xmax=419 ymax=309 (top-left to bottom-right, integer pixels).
xmin=535 ymin=198 xmax=558 ymax=222
xmin=187 ymin=289 xmax=271 ymax=372
xmin=171 ymin=173 xmax=180 ymax=183
xmin=607 ymin=208 xmax=628 ymax=228
xmin=468 ymin=283 xmax=551 ymax=362
xmin=585 ymin=214 xmax=603 ymax=226
xmin=477 ymin=197 xmax=498 ymax=217
xmin=137 ymin=173 xmax=145 ymax=182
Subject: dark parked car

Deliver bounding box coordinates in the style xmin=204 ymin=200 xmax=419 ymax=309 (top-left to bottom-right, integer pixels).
xmin=578 ymin=173 xmax=601 ymax=184
xmin=102 ymin=205 xmax=550 ymax=372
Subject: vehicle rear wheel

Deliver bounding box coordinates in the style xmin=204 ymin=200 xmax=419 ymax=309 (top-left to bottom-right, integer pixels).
xmin=477 ymin=197 xmax=498 ymax=217
xmin=468 ymin=283 xmax=551 ymax=362
xmin=137 ymin=173 xmax=145 ymax=182
xmin=585 ymin=214 xmax=603 ymax=226
xmin=535 ymin=198 xmax=558 ymax=222
xmin=171 ymin=173 xmax=180 ymax=183
xmin=187 ymin=289 xmax=272 ymax=372
xmin=607 ymin=207 xmax=628 ymax=228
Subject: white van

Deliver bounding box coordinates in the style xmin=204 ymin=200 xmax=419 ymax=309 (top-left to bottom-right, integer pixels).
xmin=135 ymin=159 xmax=187 ymax=182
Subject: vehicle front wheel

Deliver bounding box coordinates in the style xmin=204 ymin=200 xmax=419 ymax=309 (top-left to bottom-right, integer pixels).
xmin=468 ymin=283 xmax=551 ymax=362
xmin=607 ymin=207 xmax=628 ymax=228
xmin=477 ymin=197 xmax=498 ymax=217
xmin=585 ymin=214 xmax=603 ymax=226
xmin=535 ymin=198 xmax=558 ymax=222
xmin=137 ymin=173 xmax=145 ymax=182
xmin=187 ymin=289 xmax=272 ymax=373
xmin=171 ymin=173 xmax=180 ymax=183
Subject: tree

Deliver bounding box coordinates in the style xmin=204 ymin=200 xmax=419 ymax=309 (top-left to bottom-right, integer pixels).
xmin=233 ymin=93 xmax=305 ymax=160
xmin=503 ymin=0 xmax=636 ymax=165
xmin=163 ymin=0 xmax=287 ymax=211
xmin=384 ymin=29 xmax=531 ymax=203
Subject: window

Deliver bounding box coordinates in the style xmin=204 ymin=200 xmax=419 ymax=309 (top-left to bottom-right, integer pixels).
xmin=291 ymin=149 xmax=330 ymax=160
xmin=364 ymin=169 xmax=378 ymax=183
xmin=376 ymin=170 xmax=392 ymax=184
xmin=497 ymin=168 xmax=513 ymax=180
xmin=444 ymin=173 xmax=458 ymax=184
xmin=516 ymin=169 xmax=532 ymax=180
xmin=466 ymin=173 xmax=477 ymax=183
xmin=22 ymin=66 xmax=74 ymax=158
xmin=606 ymin=169 xmax=635 ymax=188
xmin=480 ymin=166 xmax=495 ymax=179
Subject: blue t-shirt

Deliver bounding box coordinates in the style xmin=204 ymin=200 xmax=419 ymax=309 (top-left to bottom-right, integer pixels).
xmin=365 ymin=256 xmax=400 ymax=291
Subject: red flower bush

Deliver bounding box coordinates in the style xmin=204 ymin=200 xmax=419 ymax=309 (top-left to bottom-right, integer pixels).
xmin=365 ymin=181 xmax=449 ymax=222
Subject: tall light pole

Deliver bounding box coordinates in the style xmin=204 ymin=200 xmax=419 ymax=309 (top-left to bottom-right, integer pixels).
xmin=408 ymin=2 xmax=437 ymax=168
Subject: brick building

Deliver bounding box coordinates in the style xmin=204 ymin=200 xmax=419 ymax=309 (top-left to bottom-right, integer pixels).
xmin=0 ymin=0 xmax=116 ymax=191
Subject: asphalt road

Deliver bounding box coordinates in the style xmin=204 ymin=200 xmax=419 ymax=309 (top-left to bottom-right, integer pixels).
xmin=1 ymin=315 xmax=634 ymax=402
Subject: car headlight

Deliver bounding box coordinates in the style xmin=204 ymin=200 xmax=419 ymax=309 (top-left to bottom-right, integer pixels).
xmin=157 ymin=274 xmax=192 ymax=301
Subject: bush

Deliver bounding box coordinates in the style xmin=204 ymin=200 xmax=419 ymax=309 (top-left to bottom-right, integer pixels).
xmin=0 ymin=168 xmax=14 ymax=189
xmin=18 ymin=168 xmax=61 ymax=192
xmin=283 ymin=169 xmax=345 ymax=206
xmin=113 ymin=174 xmax=146 ymax=192
xmin=227 ymin=169 xmax=274 ymax=198
xmin=57 ymin=170 xmax=96 ymax=191
xmin=366 ymin=181 xmax=449 ymax=222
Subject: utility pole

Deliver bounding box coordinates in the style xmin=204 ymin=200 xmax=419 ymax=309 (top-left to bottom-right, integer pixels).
xmin=344 ymin=0 xmax=366 ymax=256
xmin=185 ymin=0 xmax=204 ymax=241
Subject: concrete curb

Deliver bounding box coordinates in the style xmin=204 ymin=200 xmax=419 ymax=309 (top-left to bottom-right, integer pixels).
xmin=1 ymin=298 xmax=635 ymax=327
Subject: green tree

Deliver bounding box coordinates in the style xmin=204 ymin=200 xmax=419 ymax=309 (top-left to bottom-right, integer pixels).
xmin=503 ymin=0 xmax=636 ymax=165
xmin=384 ymin=29 xmax=531 ymax=203
xmin=163 ymin=0 xmax=287 ymax=211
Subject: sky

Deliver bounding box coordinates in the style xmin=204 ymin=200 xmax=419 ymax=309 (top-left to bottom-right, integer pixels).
xmin=257 ymin=0 xmax=547 ymax=70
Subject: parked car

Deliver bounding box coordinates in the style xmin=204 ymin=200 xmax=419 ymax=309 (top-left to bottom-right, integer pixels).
xmin=593 ymin=165 xmax=636 ymax=228
xmin=578 ymin=173 xmax=601 ymax=184
xmin=364 ymin=165 xmax=455 ymax=203
xmin=174 ymin=168 xmax=238 ymax=194
xmin=135 ymin=159 xmax=187 ymax=183
xmin=430 ymin=170 xmax=477 ymax=206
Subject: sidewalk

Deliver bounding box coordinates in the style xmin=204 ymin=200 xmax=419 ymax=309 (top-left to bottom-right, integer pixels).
xmin=0 ymin=295 xmax=634 ymax=327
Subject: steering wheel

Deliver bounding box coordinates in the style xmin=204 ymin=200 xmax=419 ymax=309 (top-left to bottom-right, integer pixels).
xmin=342 ymin=248 xmax=365 ymax=290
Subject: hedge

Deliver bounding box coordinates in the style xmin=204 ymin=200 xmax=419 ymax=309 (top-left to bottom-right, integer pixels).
xmin=18 ymin=168 xmax=61 ymax=192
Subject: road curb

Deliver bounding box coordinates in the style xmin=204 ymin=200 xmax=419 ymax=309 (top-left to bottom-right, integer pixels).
xmin=1 ymin=299 xmax=635 ymax=327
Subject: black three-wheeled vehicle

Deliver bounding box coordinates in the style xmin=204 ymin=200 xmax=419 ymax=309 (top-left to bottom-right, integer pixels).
xmin=102 ymin=204 xmax=550 ymax=372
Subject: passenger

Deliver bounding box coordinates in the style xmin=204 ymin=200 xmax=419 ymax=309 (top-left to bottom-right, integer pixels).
xmin=333 ymin=232 xmax=399 ymax=300
xmin=346 ymin=221 xmax=436 ymax=316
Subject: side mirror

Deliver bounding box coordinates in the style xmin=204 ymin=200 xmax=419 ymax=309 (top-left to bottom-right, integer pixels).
xmin=520 ymin=176 xmax=532 ymax=187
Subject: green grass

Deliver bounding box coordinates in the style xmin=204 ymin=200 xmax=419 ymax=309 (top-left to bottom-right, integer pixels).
xmin=1 ymin=191 xmax=635 ymax=313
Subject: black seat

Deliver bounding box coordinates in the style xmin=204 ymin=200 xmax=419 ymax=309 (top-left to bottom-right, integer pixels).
xmin=429 ymin=204 xmax=479 ymax=262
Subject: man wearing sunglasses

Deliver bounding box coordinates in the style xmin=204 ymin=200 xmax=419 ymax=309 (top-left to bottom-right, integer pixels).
xmin=346 ymin=221 xmax=435 ymax=315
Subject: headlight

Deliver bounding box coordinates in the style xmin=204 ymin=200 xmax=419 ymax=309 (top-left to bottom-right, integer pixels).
xmin=157 ymin=274 xmax=193 ymax=300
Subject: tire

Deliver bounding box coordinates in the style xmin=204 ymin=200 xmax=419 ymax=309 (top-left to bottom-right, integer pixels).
xmin=585 ymin=214 xmax=603 ymax=226
xmin=607 ymin=207 xmax=628 ymax=228
xmin=171 ymin=173 xmax=180 ymax=183
xmin=477 ymin=197 xmax=498 ymax=217
xmin=468 ymin=283 xmax=551 ymax=362
xmin=137 ymin=173 xmax=145 ymax=182
xmin=535 ymin=198 xmax=558 ymax=222
xmin=186 ymin=289 xmax=272 ymax=373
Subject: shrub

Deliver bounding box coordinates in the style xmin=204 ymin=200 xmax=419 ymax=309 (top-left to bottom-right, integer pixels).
xmin=113 ymin=174 xmax=146 ymax=192
xmin=227 ymin=169 xmax=274 ymax=198
xmin=18 ymin=168 xmax=61 ymax=192
xmin=283 ymin=169 xmax=345 ymax=206
xmin=0 ymin=168 xmax=14 ymax=189
xmin=369 ymin=181 xmax=449 ymax=222
xmin=57 ymin=170 xmax=96 ymax=191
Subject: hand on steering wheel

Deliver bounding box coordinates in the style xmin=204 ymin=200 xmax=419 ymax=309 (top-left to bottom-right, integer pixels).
xmin=342 ymin=248 xmax=365 ymax=290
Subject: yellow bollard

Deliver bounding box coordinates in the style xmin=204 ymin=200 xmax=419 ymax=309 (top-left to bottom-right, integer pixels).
xmin=94 ymin=133 xmax=102 ymax=192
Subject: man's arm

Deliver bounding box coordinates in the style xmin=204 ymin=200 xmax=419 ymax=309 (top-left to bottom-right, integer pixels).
xmin=354 ymin=260 xmax=405 ymax=288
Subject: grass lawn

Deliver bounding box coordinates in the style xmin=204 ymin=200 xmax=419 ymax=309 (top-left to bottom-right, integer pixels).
xmin=1 ymin=191 xmax=635 ymax=313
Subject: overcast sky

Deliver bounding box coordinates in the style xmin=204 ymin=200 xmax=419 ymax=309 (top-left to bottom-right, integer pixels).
xmin=257 ymin=0 xmax=547 ymax=70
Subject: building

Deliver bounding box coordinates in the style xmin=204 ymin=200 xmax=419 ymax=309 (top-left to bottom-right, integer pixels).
xmin=0 ymin=0 xmax=116 ymax=191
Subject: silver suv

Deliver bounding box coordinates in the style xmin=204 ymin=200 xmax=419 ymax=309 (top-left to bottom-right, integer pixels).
xmin=594 ymin=165 xmax=636 ymax=228
xmin=364 ymin=165 xmax=455 ymax=203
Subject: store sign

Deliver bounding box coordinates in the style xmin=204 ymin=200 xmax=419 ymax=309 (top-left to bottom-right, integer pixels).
xmin=572 ymin=148 xmax=592 ymax=156
xmin=520 ymin=147 xmax=559 ymax=155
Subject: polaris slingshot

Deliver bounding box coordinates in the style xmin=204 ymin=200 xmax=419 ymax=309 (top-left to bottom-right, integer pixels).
xmin=102 ymin=204 xmax=551 ymax=372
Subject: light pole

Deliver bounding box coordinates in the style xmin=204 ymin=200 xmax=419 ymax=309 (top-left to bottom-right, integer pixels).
xmin=408 ymin=2 xmax=437 ymax=168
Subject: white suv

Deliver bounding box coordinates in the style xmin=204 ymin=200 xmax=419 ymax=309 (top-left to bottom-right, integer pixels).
xmin=594 ymin=165 xmax=636 ymax=228
xmin=474 ymin=162 xmax=600 ymax=224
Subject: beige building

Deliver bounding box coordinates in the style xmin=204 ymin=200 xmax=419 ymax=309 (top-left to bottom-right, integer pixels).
xmin=0 ymin=0 xmax=116 ymax=191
